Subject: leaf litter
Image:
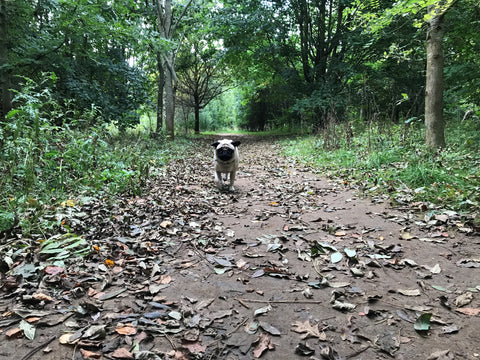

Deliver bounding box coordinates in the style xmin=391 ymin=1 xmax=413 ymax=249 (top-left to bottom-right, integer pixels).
xmin=0 ymin=135 xmax=479 ymax=359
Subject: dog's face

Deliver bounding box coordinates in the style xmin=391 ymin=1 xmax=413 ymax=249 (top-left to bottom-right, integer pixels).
xmin=211 ymin=139 xmax=241 ymax=162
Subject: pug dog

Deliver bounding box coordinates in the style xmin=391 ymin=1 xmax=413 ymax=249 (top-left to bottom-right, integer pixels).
xmin=211 ymin=139 xmax=241 ymax=191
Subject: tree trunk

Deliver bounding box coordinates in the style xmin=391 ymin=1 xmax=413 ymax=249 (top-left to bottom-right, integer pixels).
xmin=425 ymin=7 xmax=447 ymax=148
xmin=164 ymin=53 xmax=176 ymax=139
xmin=194 ymin=104 xmax=200 ymax=134
xmin=156 ymin=51 xmax=164 ymax=133
xmin=0 ymin=0 xmax=12 ymax=122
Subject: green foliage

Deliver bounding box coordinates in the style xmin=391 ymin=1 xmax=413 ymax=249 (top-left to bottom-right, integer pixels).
xmin=0 ymin=211 xmax=15 ymax=232
xmin=0 ymin=75 xmax=189 ymax=237
xmin=2 ymin=0 xmax=149 ymax=129
xmin=282 ymin=117 xmax=480 ymax=211
xmin=39 ymin=233 xmax=90 ymax=263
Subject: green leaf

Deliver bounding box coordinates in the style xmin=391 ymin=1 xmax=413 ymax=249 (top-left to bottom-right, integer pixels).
xmin=344 ymin=248 xmax=357 ymax=258
xmin=414 ymin=313 xmax=432 ymax=332
xmin=331 ymin=252 xmax=343 ymax=264
xmin=19 ymin=320 xmax=36 ymax=340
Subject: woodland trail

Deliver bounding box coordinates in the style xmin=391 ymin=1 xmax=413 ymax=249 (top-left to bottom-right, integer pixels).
xmin=1 ymin=135 xmax=479 ymax=360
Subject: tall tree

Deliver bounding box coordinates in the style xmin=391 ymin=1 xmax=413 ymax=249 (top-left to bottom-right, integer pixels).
xmin=154 ymin=0 xmax=194 ymax=140
xmin=0 ymin=0 xmax=10 ymax=122
xmin=177 ymin=42 xmax=230 ymax=134
xmin=425 ymin=0 xmax=455 ymax=148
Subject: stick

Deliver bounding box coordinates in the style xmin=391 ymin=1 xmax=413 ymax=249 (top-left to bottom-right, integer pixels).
xmin=236 ymin=298 xmax=324 ymax=304
xmin=21 ymin=335 xmax=56 ymax=360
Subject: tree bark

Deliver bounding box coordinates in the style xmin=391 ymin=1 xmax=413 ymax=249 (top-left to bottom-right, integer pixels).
xmin=194 ymin=102 xmax=200 ymax=134
xmin=164 ymin=52 xmax=176 ymax=139
xmin=425 ymin=4 xmax=448 ymax=148
xmin=156 ymin=51 xmax=164 ymax=133
xmin=154 ymin=0 xmax=193 ymax=140
xmin=0 ymin=0 xmax=12 ymax=122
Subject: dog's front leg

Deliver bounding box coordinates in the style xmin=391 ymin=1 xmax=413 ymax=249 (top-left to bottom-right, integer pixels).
xmin=215 ymin=171 xmax=224 ymax=188
xmin=228 ymin=171 xmax=236 ymax=192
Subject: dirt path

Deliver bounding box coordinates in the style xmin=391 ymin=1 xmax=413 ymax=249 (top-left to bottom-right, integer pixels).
xmin=1 ymin=135 xmax=479 ymax=360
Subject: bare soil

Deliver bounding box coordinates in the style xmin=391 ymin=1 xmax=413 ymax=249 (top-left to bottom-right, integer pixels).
xmin=1 ymin=135 xmax=479 ymax=360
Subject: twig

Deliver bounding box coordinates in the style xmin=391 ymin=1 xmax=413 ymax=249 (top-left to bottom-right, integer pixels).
xmin=312 ymin=258 xmax=326 ymax=277
xmin=236 ymin=298 xmax=324 ymax=304
xmin=226 ymin=317 xmax=248 ymax=336
xmin=20 ymin=335 xmax=56 ymax=360
xmin=236 ymin=298 xmax=250 ymax=309
xmin=191 ymin=242 xmax=215 ymax=271
xmin=164 ymin=334 xmax=177 ymax=350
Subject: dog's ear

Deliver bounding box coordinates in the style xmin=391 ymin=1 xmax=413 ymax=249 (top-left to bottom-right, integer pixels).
xmin=211 ymin=141 xmax=220 ymax=147
xmin=232 ymin=141 xmax=241 ymax=147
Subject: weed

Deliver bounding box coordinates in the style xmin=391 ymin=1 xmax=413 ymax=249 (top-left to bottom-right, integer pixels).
xmin=282 ymin=118 xmax=480 ymax=211
xmin=0 ymin=75 xmax=193 ymax=237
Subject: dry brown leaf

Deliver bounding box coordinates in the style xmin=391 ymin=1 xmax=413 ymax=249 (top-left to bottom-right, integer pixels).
xmin=115 ymin=324 xmax=137 ymax=336
xmin=160 ymin=220 xmax=173 ymax=228
xmin=174 ymin=350 xmax=189 ymax=360
xmin=159 ymin=275 xmax=172 ymax=284
xmin=455 ymin=307 xmax=480 ymax=316
xmin=33 ymin=293 xmax=54 ymax=302
xmin=291 ymin=320 xmax=327 ymax=340
xmin=253 ymin=333 xmax=275 ymax=358
xmin=112 ymin=347 xmax=134 ymax=359
xmin=80 ymin=349 xmax=101 ymax=359
xmin=5 ymin=328 xmax=23 ymax=339
xmin=181 ymin=340 xmax=206 ymax=353
xmin=59 ymin=333 xmax=76 ymax=345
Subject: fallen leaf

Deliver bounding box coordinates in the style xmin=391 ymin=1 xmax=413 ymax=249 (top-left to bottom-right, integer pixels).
xmin=160 ymin=220 xmax=173 ymax=228
xmin=400 ymin=232 xmax=416 ymax=240
xmin=429 ymin=264 xmax=442 ymax=274
xmin=112 ymin=347 xmax=134 ymax=359
xmin=19 ymin=319 xmax=35 ymax=340
xmin=344 ymin=248 xmax=357 ymax=258
xmin=5 ymin=328 xmax=24 ymax=339
xmin=414 ymin=313 xmax=432 ymax=332
xmin=32 ymin=293 xmax=54 ymax=302
xmin=331 ymin=251 xmax=343 ymax=264
xmin=398 ymin=289 xmax=421 ymax=296
xmin=291 ymin=320 xmax=326 ymax=340
xmin=431 ymin=285 xmax=452 ymax=293
xmin=254 ymin=304 xmax=272 ymax=317
xmin=427 ymin=349 xmax=454 ymax=360
xmin=115 ymin=324 xmax=137 ymax=336
xmin=259 ymin=321 xmax=281 ymax=336
xmin=181 ymin=340 xmax=206 ymax=353
xmin=454 ymin=292 xmax=473 ymax=307
xmin=294 ymin=342 xmax=315 ymax=356
xmin=253 ymin=333 xmax=274 ymax=358
xmin=59 ymin=333 xmax=76 ymax=344
xmin=455 ymin=307 xmax=480 ymax=316
xmin=80 ymin=349 xmax=101 ymax=359
xmin=159 ymin=275 xmax=172 ymax=284
xmin=43 ymin=265 xmax=65 ymax=275
xmin=332 ymin=300 xmax=356 ymax=311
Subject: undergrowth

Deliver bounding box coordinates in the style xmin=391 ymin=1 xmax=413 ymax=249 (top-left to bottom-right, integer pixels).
xmin=282 ymin=117 xmax=480 ymax=212
xmin=0 ymin=75 xmax=191 ymax=236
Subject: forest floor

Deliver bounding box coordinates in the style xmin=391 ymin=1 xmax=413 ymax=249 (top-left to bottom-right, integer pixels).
xmin=1 ymin=135 xmax=480 ymax=360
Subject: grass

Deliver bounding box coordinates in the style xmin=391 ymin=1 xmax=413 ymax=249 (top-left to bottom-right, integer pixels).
xmin=282 ymin=118 xmax=480 ymax=212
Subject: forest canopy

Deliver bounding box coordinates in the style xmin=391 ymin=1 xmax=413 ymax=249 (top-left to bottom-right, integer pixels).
xmin=0 ymin=0 xmax=479 ymax=143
